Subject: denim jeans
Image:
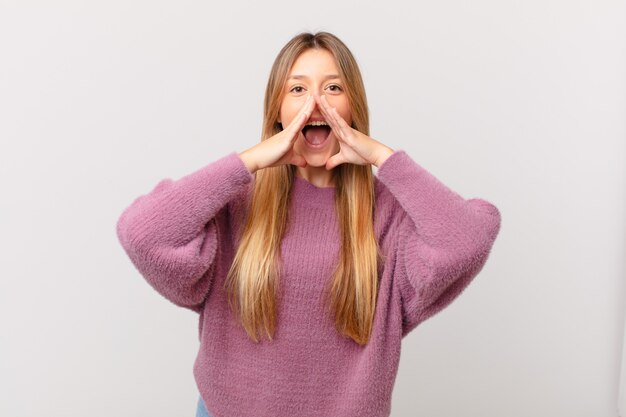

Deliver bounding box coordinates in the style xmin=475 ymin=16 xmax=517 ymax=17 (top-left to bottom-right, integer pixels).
xmin=196 ymin=396 xmax=214 ymax=417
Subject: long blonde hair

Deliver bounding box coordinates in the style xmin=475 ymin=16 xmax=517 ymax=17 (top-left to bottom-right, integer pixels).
xmin=224 ymin=31 xmax=383 ymax=346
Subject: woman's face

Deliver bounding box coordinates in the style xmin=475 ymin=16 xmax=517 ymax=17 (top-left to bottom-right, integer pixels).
xmin=279 ymin=48 xmax=351 ymax=167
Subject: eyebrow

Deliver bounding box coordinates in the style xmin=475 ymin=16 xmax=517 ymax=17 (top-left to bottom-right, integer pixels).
xmin=288 ymin=74 xmax=341 ymax=81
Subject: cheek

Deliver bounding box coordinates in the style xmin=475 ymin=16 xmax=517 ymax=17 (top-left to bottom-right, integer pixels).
xmin=326 ymin=100 xmax=351 ymax=124
xmin=336 ymin=110 xmax=352 ymax=128
xmin=280 ymin=104 xmax=301 ymax=125
xmin=278 ymin=105 xmax=286 ymax=122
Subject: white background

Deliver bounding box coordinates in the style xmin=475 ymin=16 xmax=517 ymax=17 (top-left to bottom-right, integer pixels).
xmin=1 ymin=1 xmax=625 ymax=416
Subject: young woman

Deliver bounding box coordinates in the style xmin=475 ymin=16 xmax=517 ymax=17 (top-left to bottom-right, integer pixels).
xmin=116 ymin=31 xmax=502 ymax=417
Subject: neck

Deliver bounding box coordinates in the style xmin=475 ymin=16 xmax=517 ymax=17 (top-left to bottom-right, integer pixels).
xmin=295 ymin=166 xmax=336 ymax=188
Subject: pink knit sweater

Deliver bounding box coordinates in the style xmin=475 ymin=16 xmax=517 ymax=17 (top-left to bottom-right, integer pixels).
xmin=116 ymin=149 xmax=501 ymax=417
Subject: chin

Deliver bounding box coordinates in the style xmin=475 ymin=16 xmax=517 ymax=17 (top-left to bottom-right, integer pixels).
xmin=296 ymin=135 xmax=339 ymax=167
xmin=303 ymin=154 xmax=330 ymax=167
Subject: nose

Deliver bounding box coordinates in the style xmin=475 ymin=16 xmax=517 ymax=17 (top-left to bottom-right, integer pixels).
xmin=310 ymin=92 xmax=326 ymax=109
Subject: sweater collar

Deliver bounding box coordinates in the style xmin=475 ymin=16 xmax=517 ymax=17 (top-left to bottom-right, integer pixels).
xmin=292 ymin=175 xmax=336 ymax=208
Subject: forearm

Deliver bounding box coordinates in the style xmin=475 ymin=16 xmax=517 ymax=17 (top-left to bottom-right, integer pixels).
xmin=239 ymin=149 xmax=258 ymax=174
xmin=373 ymin=145 xmax=395 ymax=168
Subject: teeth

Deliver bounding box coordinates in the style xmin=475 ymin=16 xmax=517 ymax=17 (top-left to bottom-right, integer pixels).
xmin=306 ymin=120 xmax=329 ymax=127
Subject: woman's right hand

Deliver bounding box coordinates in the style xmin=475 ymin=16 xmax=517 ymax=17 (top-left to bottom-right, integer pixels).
xmin=239 ymin=94 xmax=314 ymax=173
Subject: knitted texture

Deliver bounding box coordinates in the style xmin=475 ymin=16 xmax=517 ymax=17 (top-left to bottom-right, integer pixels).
xmin=116 ymin=150 xmax=502 ymax=417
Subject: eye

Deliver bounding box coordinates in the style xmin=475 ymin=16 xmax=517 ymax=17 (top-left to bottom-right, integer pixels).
xmin=289 ymin=86 xmax=304 ymax=93
xmin=327 ymin=84 xmax=343 ymax=92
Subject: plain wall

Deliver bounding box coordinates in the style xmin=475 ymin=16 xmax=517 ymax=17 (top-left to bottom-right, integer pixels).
xmin=1 ymin=1 xmax=625 ymax=416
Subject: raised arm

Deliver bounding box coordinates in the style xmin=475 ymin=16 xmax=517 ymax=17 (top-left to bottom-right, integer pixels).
xmin=115 ymin=152 xmax=254 ymax=313
xmin=376 ymin=150 xmax=502 ymax=336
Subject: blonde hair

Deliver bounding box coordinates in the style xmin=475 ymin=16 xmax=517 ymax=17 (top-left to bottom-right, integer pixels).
xmin=224 ymin=31 xmax=384 ymax=346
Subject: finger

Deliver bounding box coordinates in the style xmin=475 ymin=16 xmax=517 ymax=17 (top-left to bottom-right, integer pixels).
xmin=318 ymin=95 xmax=345 ymax=140
xmin=286 ymin=94 xmax=313 ymax=133
xmin=325 ymin=152 xmax=344 ymax=170
xmin=297 ymin=155 xmax=307 ymax=167
xmin=315 ymin=100 xmax=340 ymax=145
xmin=300 ymin=94 xmax=315 ymax=122
xmin=288 ymin=149 xmax=307 ymax=167
xmin=290 ymin=95 xmax=316 ymax=139
xmin=315 ymin=94 xmax=336 ymax=130
xmin=290 ymin=112 xmax=307 ymax=136
xmin=321 ymin=95 xmax=345 ymax=130
xmin=322 ymin=97 xmax=354 ymax=144
xmin=331 ymin=106 xmax=351 ymax=130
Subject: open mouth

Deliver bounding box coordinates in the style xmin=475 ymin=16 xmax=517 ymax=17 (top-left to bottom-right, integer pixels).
xmin=301 ymin=125 xmax=332 ymax=147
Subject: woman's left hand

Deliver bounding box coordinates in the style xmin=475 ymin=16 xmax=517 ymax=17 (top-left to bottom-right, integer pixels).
xmin=314 ymin=94 xmax=394 ymax=170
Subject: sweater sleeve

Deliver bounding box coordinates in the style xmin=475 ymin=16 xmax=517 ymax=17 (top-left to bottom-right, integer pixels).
xmin=115 ymin=151 xmax=254 ymax=313
xmin=376 ymin=150 xmax=502 ymax=335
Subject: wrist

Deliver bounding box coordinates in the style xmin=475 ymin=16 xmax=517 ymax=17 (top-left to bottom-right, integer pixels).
xmin=373 ymin=146 xmax=395 ymax=168
xmin=239 ymin=150 xmax=258 ymax=174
